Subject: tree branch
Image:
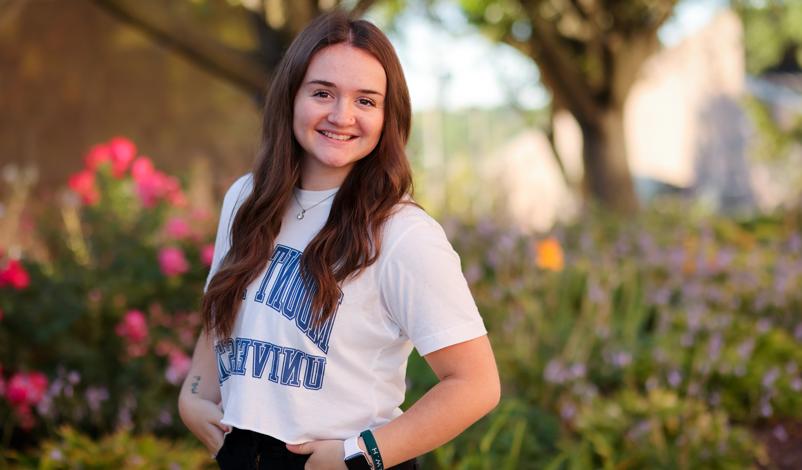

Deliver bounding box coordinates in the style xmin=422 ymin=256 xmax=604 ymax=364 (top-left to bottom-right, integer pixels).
xmin=522 ymin=12 xmax=601 ymax=123
xmin=89 ymin=0 xmax=270 ymax=98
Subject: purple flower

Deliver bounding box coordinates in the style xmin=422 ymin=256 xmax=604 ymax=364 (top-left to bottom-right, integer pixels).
xmin=559 ymin=402 xmax=577 ymax=420
xmin=707 ymin=333 xmax=723 ymax=361
xmin=588 ymin=280 xmax=607 ymax=304
xmin=668 ymin=370 xmax=682 ymax=388
xmin=737 ymin=338 xmax=755 ymax=361
xmin=685 ymin=303 xmax=705 ymax=333
xmin=67 ymin=371 xmax=80 ymax=385
xmin=760 ymin=399 xmax=773 ymax=417
xmin=648 ymin=287 xmax=671 ymax=306
xmin=794 ymin=323 xmax=802 ymax=342
xmin=761 ymin=367 xmax=780 ymax=389
xmin=464 ymin=263 xmax=482 ymax=284
xmin=756 ymin=318 xmax=772 ymax=334
xmin=791 ymin=377 xmax=802 ymax=392
xmin=568 ymin=362 xmax=586 ymax=380
xmin=788 ymin=233 xmax=801 ymax=254
xmin=773 ymin=425 xmax=788 ymax=442
xmin=85 ymin=386 xmax=110 ymax=414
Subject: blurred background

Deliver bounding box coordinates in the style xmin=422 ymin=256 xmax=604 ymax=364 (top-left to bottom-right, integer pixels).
xmin=1 ymin=0 xmax=801 ymax=468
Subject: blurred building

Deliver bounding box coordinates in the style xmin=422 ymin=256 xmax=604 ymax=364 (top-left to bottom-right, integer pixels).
xmin=485 ymin=9 xmax=802 ymax=231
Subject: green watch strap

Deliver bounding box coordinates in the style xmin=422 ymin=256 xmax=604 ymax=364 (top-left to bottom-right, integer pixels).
xmin=359 ymin=429 xmax=384 ymax=470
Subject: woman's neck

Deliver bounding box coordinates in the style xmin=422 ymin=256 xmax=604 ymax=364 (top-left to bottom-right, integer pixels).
xmin=299 ymin=161 xmax=352 ymax=190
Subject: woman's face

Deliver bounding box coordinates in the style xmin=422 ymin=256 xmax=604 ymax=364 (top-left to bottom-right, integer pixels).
xmin=292 ymin=43 xmax=387 ymax=190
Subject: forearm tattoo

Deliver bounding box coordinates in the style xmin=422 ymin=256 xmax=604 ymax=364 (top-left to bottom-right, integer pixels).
xmin=190 ymin=375 xmax=201 ymax=394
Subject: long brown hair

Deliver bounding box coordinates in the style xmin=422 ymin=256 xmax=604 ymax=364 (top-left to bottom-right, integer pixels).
xmin=202 ymin=11 xmax=413 ymax=340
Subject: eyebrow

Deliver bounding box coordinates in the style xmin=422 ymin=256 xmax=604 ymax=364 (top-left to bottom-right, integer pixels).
xmin=306 ymin=79 xmax=384 ymax=97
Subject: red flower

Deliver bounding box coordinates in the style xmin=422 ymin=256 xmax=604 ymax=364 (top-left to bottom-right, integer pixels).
xmin=6 ymin=371 xmax=48 ymax=407
xmin=68 ymin=169 xmax=100 ymax=205
xmin=108 ymin=137 xmax=137 ymax=178
xmin=115 ymin=310 xmax=149 ymax=343
xmin=84 ymin=144 xmax=111 ymax=171
xmin=0 ymin=259 xmax=30 ymax=290
xmin=158 ymin=247 xmax=189 ymax=277
xmin=200 ymin=244 xmax=215 ymax=267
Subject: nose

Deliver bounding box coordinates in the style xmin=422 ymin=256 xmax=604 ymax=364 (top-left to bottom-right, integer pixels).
xmin=327 ymin=100 xmax=356 ymax=127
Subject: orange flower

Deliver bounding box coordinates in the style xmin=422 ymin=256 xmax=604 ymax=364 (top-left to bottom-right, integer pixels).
xmin=535 ymin=237 xmax=564 ymax=272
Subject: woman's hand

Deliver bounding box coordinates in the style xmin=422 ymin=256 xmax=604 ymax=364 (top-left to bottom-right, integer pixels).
xmin=178 ymin=395 xmax=230 ymax=456
xmin=286 ymin=440 xmax=347 ymax=470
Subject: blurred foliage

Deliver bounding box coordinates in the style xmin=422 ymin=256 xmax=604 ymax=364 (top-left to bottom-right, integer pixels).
xmin=4 ymin=426 xmax=213 ymax=469
xmin=733 ymin=0 xmax=802 ymax=74
xmin=742 ymin=95 xmax=802 ymax=162
xmin=405 ymin=199 xmax=802 ymax=468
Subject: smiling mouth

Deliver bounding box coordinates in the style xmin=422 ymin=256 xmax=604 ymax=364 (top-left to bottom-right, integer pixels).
xmin=318 ymin=130 xmax=356 ymax=141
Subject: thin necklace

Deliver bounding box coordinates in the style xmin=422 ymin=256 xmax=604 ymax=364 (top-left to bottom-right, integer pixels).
xmin=293 ymin=190 xmax=336 ymax=220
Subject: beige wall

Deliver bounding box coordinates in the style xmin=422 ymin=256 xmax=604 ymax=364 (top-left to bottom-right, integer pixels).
xmin=0 ymin=0 xmax=259 ymax=198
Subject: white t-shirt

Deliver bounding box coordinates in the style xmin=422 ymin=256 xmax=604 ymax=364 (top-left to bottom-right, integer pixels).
xmin=205 ymin=174 xmax=486 ymax=444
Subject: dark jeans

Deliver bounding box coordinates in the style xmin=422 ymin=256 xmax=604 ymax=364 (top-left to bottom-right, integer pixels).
xmin=216 ymin=427 xmax=419 ymax=469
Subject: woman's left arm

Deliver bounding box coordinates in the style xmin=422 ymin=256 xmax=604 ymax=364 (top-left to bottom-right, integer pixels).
xmin=287 ymin=334 xmax=499 ymax=468
xmin=372 ymin=334 xmax=500 ymax=466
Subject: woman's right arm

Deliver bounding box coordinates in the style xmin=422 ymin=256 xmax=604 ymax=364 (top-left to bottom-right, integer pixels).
xmin=179 ymin=174 xmax=250 ymax=453
xmin=177 ymin=329 xmax=230 ymax=455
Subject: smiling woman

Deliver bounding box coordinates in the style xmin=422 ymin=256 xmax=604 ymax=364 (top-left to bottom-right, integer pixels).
xmin=177 ymin=11 xmax=500 ymax=470
xmin=292 ymin=43 xmax=387 ymax=190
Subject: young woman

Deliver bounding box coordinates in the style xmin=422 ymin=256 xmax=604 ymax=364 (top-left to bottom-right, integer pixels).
xmin=178 ymin=11 xmax=500 ymax=470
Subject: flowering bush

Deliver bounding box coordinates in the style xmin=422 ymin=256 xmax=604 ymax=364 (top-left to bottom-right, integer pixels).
xmin=0 ymin=137 xmax=215 ymax=450
xmin=404 ymin=202 xmax=802 ymax=468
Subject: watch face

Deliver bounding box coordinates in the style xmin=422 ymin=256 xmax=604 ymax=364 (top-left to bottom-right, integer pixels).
xmin=344 ymin=454 xmax=372 ymax=470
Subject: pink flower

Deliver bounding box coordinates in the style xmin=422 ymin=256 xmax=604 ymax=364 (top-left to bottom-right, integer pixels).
xmin=6 ymin=371 xmax=48 ymax=407
xmin=135 ymin=170 xmax=182 ymax=208
xmin=165 ymin=350 xmax=192 ymax=385
xmin=68 ymin=169 xmax=100 ymax=205
xmin=130 ymin=157 xmax=186 ymax=208
xmin=158 ymin=246 xmax=189 ymax=277
xmin=131 ymin=156 xmax=155 ymax=181
xmin=84 ymin=144 xmax=111 ymax=171
xmin=134 ymin=176 xmax=163 ymax=208
xmin=108 ymin=137 xmax=137 ymax=178
xmin=0 ymin=259 xmax=31 ymax=290
xmin=200 ymin=244 xmax=214 ymax=267
xmin=115 ymin=310 xmax=148 ymax=343
xmin=164 ymin=217 xmax=191 ymax=240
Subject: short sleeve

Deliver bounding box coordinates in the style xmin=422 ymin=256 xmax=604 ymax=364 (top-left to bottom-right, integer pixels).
xmin=204 ymin=174 xmax=253 ymax=293
xmin=378 ymin=212 xmax=487 ymax=356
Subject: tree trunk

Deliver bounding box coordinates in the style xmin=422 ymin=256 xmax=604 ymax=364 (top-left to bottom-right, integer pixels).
xmin=579 ymin=107 xmax=639 ymax=213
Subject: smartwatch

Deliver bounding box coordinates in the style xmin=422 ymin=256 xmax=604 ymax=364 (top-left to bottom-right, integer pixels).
xmin=343 ymin=436 xmax=372 ymax=470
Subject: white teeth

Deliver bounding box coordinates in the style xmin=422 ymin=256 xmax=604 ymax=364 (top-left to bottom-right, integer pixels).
xmin=320 ymin=130 xmax=352 ymax=141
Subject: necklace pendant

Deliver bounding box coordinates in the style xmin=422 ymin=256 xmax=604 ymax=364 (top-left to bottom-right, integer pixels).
xmin=297 ymin=210 xmax=305 ymax=220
